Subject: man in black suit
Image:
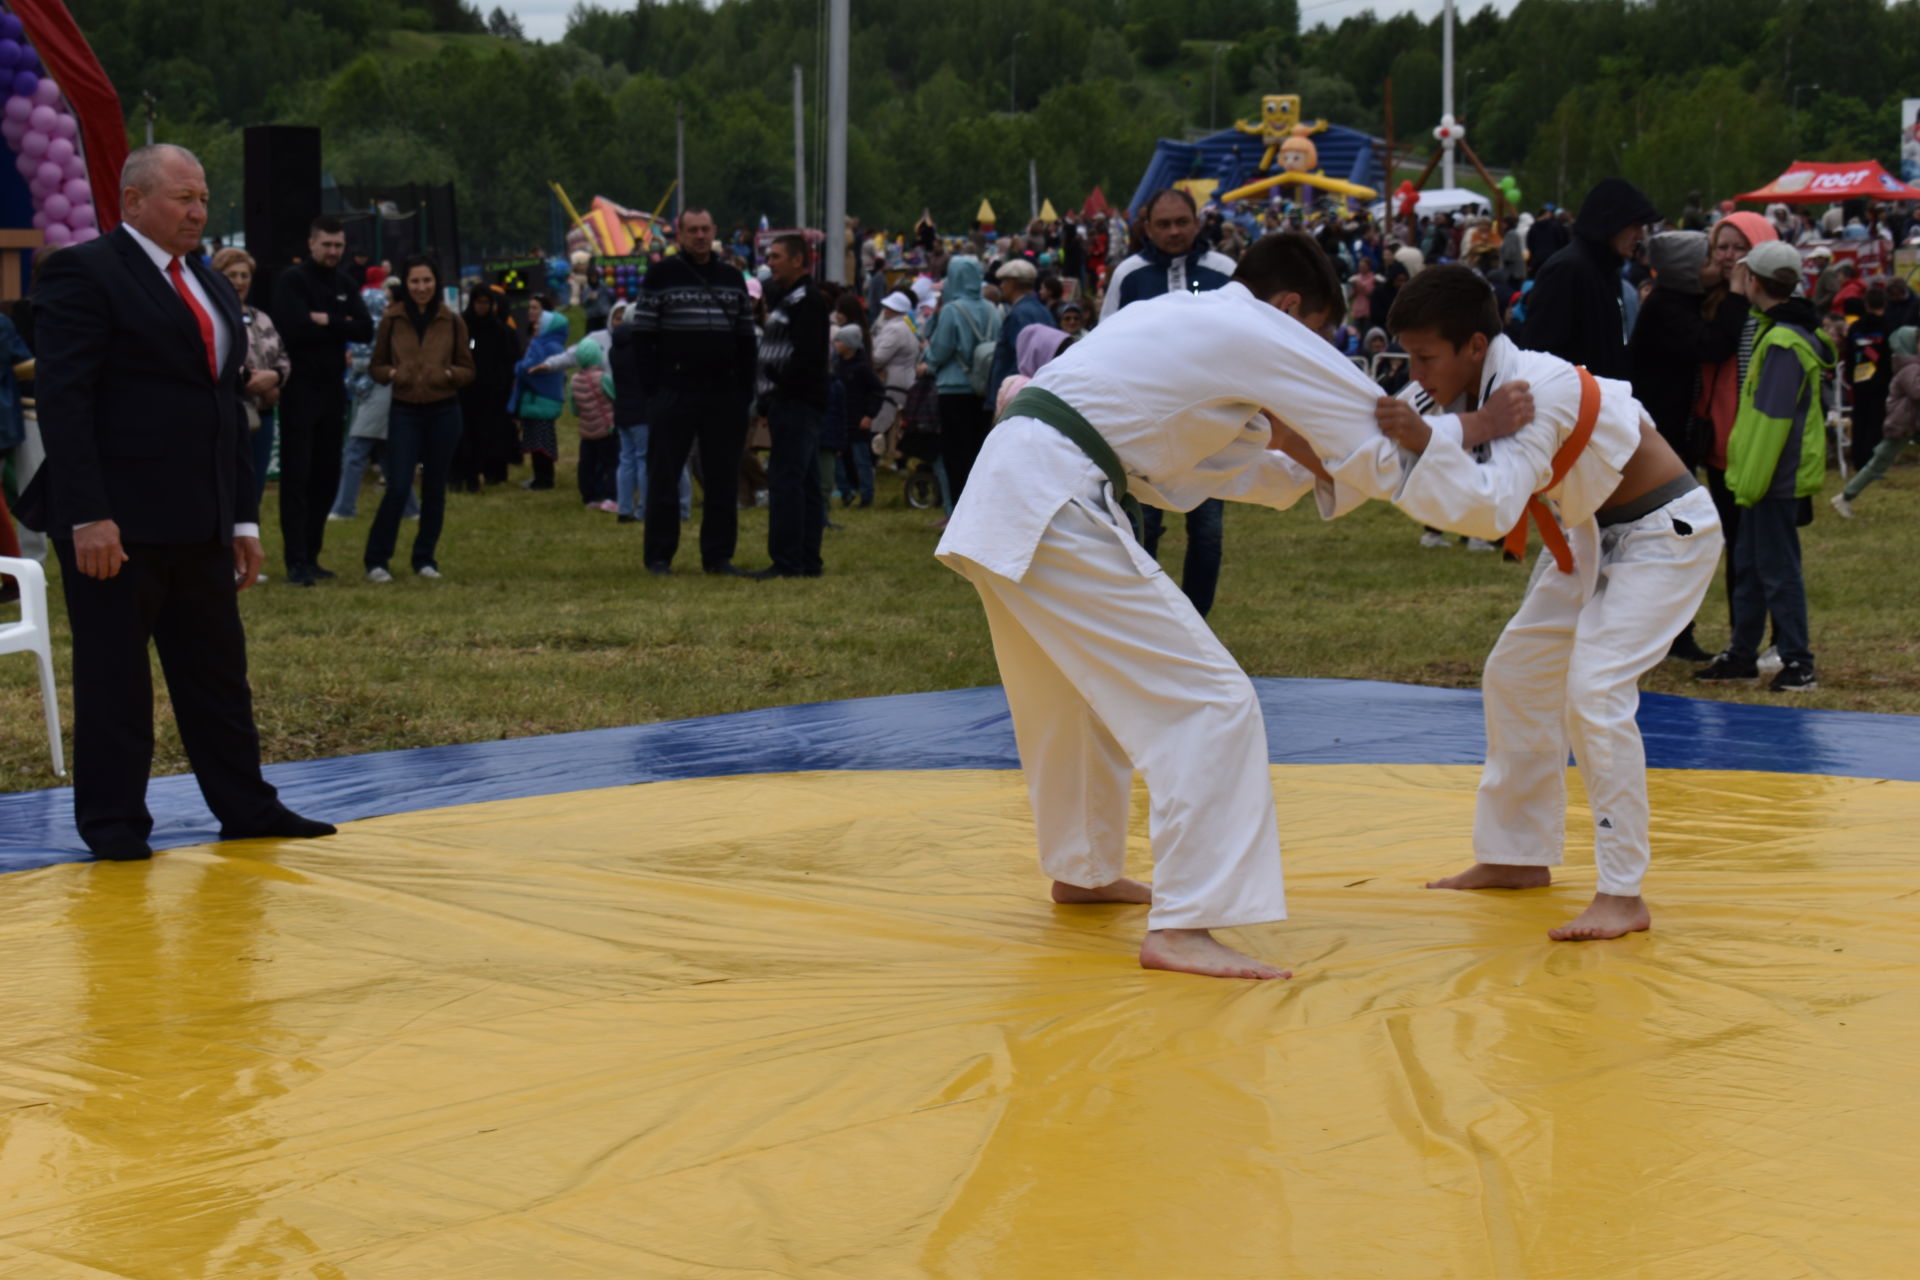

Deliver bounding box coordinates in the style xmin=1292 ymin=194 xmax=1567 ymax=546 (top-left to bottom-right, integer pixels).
xmin=26 ymin=143 xmax=333 ymax=861
xmin=271 ymin=214 xmax=371 ymax=585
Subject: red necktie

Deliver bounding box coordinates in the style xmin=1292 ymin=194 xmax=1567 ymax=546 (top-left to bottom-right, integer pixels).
xmin=166 ymin=256 xmax=220 ymax=382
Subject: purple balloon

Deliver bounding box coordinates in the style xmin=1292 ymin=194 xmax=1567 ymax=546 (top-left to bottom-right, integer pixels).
xmin=3 ymin=94 xmax=30 ymax=122
xmin=28 ymin=176 xmax=54 ymax=200
xmin=20 ymin=129 xmax=45 ymax=157
xmin=0 ymin=118 xmax=24 ymax=145
xmin=50 ymin=111 xmax=76 ymax=139
xmin=28 ymin=103 xmax=55 ymax=131
xmin=30 ymin=210 xmax=47 ymax=230
xmin=70 ymin=201 xmax=97 ymax=229
xmin=0 ymin=15 xmax=21 ymax=42
xmin=45 ymin=136 xmax=72 ymax=165
xmin=17 ymin=45 xmax=38 ymax=73
xmin=60 ymin=153 xmax=85 ymax=180
xmin=30 ymin=79 xmax=59 ymax=107
xmin=12 ymin=71 xmax=36 ymax=99
xmin=43 ymin=222 xmax=73 ymax=248
xmin=13 ymin=149 xmax=34 ymax=177
xmin=0 ymin=40 xmax=21 ymax=71
xmin=43 ymin=193 xmax=70 ymax=221
xmin=35 ymin=159 xmax=62 ymax=186
xmin=62 ymin=176 xmax=89 ymax=204
xmin=71 ymin=225 xmax=98 ymax=244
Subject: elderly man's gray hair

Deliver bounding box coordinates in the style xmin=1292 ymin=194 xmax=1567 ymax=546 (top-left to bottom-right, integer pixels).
xmin=120 ymin=143 xmax=202 ymax=194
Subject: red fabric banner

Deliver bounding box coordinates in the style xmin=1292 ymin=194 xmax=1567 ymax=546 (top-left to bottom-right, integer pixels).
xmin=10 ymin=0 xmax=126 ymax=231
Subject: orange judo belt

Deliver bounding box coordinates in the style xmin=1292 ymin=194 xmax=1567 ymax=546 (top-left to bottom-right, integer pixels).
xmin=1502 ymin=366 xmax=1600 ymax=573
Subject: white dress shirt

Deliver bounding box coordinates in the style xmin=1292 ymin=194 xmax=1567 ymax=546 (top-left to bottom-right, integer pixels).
xmin=76 ymin=224 xmax=256 ymax=540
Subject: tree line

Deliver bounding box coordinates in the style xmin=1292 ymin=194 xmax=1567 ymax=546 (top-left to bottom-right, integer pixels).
xmin=67 ymin=0 xmax=1920 ymax=258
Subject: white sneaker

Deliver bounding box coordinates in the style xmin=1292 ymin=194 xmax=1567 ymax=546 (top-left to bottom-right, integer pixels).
xmin=1757 ymin=645 xmax=1783 ymax=675
xmin=415 ymin=565 xmax=443 ymax=580
xmin=1465 ymin=537 xmax=1497 ymax=552
xmin=255 ymin=572 xmax=269 ymax=584
xmin=365 ymin=567 xmax=393 ymax=583
xmin=1418 ymin=530 xmax=1449 ymax=548
xmin=327 ymin=512 xmax=351 ymax=522
xmin=1830 ymin=492 xmax=1854 ymax=519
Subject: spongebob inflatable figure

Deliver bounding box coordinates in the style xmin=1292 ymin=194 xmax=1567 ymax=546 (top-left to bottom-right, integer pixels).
xmin=1222 ymin=93 xmax=1376 ymax=204
xmin=1233 ymin=95 xmax=1325 ymax=172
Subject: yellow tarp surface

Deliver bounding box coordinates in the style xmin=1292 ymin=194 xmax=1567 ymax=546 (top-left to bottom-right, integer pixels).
xmin=2 ymin=765 xmax=1917 ymax=1278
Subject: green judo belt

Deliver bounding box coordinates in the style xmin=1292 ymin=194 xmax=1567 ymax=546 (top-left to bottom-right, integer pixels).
xmin=1000 ymin=386 xmax=1142 ymax=540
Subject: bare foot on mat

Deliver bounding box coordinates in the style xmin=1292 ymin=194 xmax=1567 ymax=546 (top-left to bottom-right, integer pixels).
xmin=1052 ymin=877 xmax=1153 ymax=905
xmin=1426 ymin=862 xmax=1552 ymax=891
xmin=1548 ymin=893 xmax=1651 ymax=941
xmin=1140 ymin=928 xmax=1291 ymax=980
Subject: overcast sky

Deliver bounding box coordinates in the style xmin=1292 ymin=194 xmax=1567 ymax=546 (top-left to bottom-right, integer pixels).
xmin=508 ymin=0 xmax=1522 ymax=46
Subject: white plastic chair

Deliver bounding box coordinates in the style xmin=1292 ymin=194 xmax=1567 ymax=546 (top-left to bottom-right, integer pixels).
xmin=0 ymin=555 xmax=64 ymax=776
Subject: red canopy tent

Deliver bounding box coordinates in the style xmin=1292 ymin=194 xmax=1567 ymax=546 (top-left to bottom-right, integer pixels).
xmin=1080 ymin=185 xmax=1108 ymax=219
xmin=1735 ymin=159 xmax=1920 ymax=205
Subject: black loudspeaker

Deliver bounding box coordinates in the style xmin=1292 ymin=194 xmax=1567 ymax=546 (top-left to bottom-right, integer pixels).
xmin=243 ymin=125 xmax=321 ymax=311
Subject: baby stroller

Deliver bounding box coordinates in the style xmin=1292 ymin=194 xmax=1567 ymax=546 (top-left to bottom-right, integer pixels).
xmin=891 ymin=375 xmax=943 ymax=509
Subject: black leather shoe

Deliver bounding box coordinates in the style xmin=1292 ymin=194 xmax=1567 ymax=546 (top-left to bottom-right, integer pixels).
xmin=286 ymin=565 xmax=317 ymax=587
xmin=91 ymin=843 xmax=154 ymax=862
xmin=309 ymin=564 xmax=337 ymax=580
xmin=617 ymin=514 xmax=639 ymax=523
xmin=220 ymin=810 xmax=338 ymax=842
xmin=703 ymin=562 xmax=748 ymax=577
xmin=646 ymin=562 xmax=673 ymax=576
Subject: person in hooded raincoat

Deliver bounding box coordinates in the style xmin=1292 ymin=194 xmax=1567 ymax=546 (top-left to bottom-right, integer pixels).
xmin=1519 ymin=178 xmax=1658 ymax=380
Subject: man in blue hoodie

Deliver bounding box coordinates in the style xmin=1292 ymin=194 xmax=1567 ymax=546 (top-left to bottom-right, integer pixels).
xmin=1100 ymin=189 xmax=1240 ymax=616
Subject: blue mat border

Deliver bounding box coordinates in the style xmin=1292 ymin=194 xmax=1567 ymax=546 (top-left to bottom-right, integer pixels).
xmin=3 ymin=678 xmax=1915 ymax=874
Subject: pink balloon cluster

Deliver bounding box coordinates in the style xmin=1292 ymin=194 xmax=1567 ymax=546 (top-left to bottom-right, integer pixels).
xmin=0 ymin=17 xmax=97 ymax=249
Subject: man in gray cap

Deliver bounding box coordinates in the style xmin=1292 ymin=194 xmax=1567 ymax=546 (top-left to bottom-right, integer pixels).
xmin=987 ymin=258 xmax=1051 ymax=408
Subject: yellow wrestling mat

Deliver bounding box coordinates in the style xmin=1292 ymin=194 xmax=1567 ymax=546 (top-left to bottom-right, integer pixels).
xmin=2 ymin=764 xmax=1917 ymax=1278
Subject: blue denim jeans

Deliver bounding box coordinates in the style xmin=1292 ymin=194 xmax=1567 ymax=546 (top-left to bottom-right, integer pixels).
xmin=1727 ymin=495 xmax=1812 ymax=667
xmin=616 ymin=423 xmax=691 ymax=520
xmin=833 ymin=433 xmax=875 ymax=502
xmin=1140 ymin=498 xmax=1225 ymax=618
xmin=332 ymin=436 xmax=418 ymax=519
xmin=365 ymin=400 xmax=463 ymax=573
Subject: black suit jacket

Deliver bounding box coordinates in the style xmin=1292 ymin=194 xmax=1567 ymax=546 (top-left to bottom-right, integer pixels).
xmin=24 ymin=226 xmax=255 ymax=543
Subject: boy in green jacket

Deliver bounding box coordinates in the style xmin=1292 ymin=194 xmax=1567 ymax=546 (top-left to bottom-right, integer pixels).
xmin=1695 ymin=241 xmax=1834 ymax=693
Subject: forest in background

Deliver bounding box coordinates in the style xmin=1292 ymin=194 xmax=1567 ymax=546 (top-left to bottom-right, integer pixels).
xmin=65 ymin=0 xmax=1920 ymax=256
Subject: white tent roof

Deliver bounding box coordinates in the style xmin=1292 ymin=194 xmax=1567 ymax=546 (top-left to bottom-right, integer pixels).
xmin=1414 ymin=187 xmax=1492 ymax=216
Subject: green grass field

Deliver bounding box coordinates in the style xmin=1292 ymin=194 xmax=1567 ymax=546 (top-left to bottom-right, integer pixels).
xmin=4 ymin=445 xmax=1916 ymax=794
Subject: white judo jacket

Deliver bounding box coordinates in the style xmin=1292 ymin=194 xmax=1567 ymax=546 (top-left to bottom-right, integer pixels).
xmin=936 ymin=282 xmax=1402 ymax=582
xmin=1369 ymin=335 xmax=1647 ymax=540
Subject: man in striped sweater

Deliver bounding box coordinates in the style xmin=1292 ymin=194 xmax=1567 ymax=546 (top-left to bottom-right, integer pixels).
xmin=628 ymin=208 xmax=758 ymax=576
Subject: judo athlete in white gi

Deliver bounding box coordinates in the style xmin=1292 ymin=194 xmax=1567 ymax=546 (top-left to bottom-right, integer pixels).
xmin=935 ymin=235 xmax=1532 ymax=979
xmin=1367 ymin=266 xmax=1724 ymax=941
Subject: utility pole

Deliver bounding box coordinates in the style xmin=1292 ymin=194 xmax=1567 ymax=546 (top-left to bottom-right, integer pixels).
xmin=1440 ymin=0 xmax=1456 ymax=190
xmin=792 ymin=64 xmax=806 ymax=230
xmin=824 ymin=0 xmax=849 ymax=282
xmin=1030 ymin=158 xmax=1038 ymax=221
xmin=675 ymin=101 xmax=685 ymax=220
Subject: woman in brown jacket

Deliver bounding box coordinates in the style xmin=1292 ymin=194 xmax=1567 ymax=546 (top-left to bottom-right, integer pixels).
xmin=365 ymin=255 xmax=475 ymax=581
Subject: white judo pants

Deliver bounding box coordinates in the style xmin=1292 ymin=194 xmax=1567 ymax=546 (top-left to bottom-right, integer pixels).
xmin=952 ymin=496 xmax=1288 ymax=932
xmin=1474 ymin=485 xmax=1722 ymax=895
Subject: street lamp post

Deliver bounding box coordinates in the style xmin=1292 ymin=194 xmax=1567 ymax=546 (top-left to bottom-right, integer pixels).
xmin=1791 ymin=82 xmax=1821 ymax=129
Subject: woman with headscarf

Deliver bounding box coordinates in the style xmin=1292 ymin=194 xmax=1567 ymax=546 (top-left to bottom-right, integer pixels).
xmin=365 ymin=254 xmax=475 ymax=581
xmin=457 ymin=285 xmax=519 ymax=489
